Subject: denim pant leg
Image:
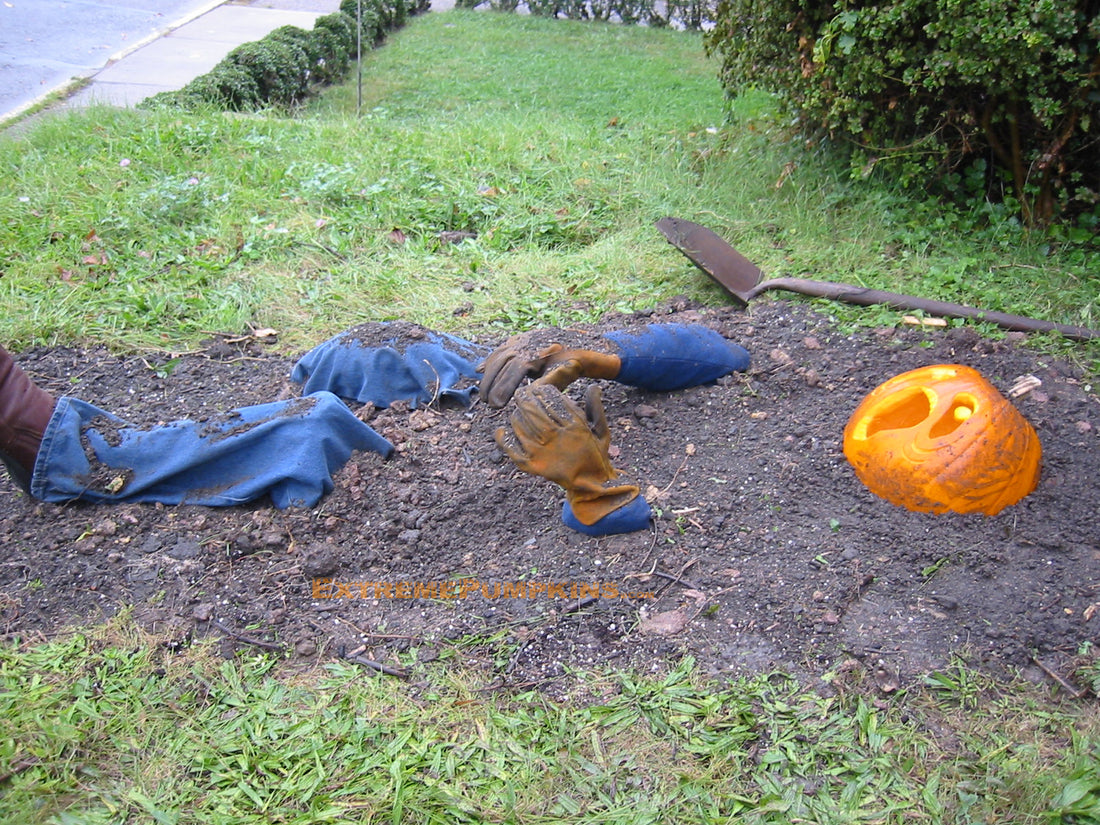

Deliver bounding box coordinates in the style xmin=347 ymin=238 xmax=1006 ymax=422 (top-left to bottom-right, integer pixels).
xmin=31 ymin=392 xmax=393 ymax=508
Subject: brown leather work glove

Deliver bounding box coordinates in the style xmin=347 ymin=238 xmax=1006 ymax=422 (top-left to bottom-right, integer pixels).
xmin=478 ymin=328 xmax=622 ymax=409
xmin=496 ymin=383 xmax=639 ymax=526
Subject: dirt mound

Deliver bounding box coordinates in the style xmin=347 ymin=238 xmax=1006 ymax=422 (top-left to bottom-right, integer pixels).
xmin=2 ymin=299 xmax=1097 ymax=696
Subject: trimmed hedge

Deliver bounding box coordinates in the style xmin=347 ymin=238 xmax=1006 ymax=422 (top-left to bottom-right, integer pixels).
xmin=457 ymin=0 xmax=715 ymax=30
xmin=140 ymin=0 xmax=426 ymax=113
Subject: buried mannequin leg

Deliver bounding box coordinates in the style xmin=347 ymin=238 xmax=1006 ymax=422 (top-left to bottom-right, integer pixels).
xmin=33 ymin=394 xmax=393 ymax=508
xmin=0 ymin=323 xmax=487 ymax=509
xmin=0 ymin=345 xmax=393 ymax=509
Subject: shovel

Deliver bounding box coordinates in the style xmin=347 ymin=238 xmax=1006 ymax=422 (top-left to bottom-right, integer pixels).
xmin=655 ymin=216 xmax=1100 ymax=342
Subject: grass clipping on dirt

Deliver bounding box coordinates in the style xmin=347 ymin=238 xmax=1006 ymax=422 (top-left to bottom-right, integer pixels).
xmin=1 ymin=615 xmax=1098 ymax=824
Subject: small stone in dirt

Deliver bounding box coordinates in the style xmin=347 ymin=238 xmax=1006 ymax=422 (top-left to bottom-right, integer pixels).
xmin=639 ymin=608 xmax=690 ymax=636
xmin=192 ymin=603 xmax=215 ymax=622
xmin=295 ymin=639 xmax=318 ymax=657
xmin=166 ymin=539 xmax=201 ymax=560
xmin=409 ymin=410 xmax=438 ymax=431
xmin=634 ymin=404 xmax=659 ymax=419
xmin=139 ymin=536 xmax=164 ymax=555
xmin=800 ymin=368 xmax=824 ymax=387
xmin=302 ymin=546 xmax=339 ymax=577
xmin=873 ymin=662 xmax=901 ymax=693
xmin=261 ymin=530 xmax=287 ymax=548
xmin=91 ymin=519 xmax=118 ymax=536
xmin=74 ymin=537 xmax=98 ymax=555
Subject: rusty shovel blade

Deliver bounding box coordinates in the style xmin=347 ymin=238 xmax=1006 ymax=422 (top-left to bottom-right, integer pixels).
xmin=655 ymin=216 xmax=761 ymax=307
xmin=655 ymin=216 xmax=1100 ymax=342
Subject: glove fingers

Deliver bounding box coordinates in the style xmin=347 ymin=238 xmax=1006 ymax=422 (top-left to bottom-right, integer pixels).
xmin=527 ymin=383 xmax=586 ymax=429
xmin=583 ymin=384 xmax=610 ymax=445
xmin=495 ymin=424 xmax=533 ymax=468
xmin=482 ymin=356 xmax=535 ymax=409
xmin=583 ymin=384 xmax=606 ymax=430
xmin=508 ymin=394 xmax=554 ymax=447
xmin=494 ymin=423 xmax=517 ymax=454
xmin=533 ymin=358 xmax=584 ymax=393
xmin=477 ymin=351 xmax=509 ymax=396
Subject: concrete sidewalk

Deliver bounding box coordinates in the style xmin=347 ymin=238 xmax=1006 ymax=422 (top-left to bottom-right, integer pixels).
xmin=61 ymin=0 xmax=343 ymax=111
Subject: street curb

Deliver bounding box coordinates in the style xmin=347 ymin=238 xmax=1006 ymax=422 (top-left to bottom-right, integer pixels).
xmin=0 ymin=0 xmax=228 ymax=128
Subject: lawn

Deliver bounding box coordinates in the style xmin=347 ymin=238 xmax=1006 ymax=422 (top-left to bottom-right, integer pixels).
xmin=0 ymin=10 xmax=1098 ymax=824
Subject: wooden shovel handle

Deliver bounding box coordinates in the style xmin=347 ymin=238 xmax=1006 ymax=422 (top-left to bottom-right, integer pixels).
xmin=751 ymin=277 xmax=1100 ymax=342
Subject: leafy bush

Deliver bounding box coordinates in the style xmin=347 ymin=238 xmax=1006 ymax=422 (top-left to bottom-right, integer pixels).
xmin=165 ymin=62 xmax=262 ymax=112
xmin=339 ymin=0 xmax=387 ymax=45
xmin=142 ymin=0 xmax=428 ymax=113
xmin=225 ymin=38 xmax=311 ymax=107
xmin=705 ymin=0 xmax=1100 ymax=227
xmin=310 ymin=12 xmax=357 ymax=82
xmin=458 ymin=0 xmax=713 ymax=28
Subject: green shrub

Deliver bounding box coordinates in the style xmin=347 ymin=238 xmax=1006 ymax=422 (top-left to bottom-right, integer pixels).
xmin=705 ymin=0 xmax=1100 ymax=227
xmin=142 ymin=0 xmax=417 ymax=114
xmin=144 ymin=61 xmax=262 ymax=112
xmin=312 ymin=12 xmax=356 ymax=81
xmin=458 ymin=0 xmax=699 ymax=26
xmin=267 ymin=24 xmax=326 ymax=81
xmin=340 ymin=0 xmax=390 ymax=44
xmin=225 ymin=38 xmax=311 ymax=107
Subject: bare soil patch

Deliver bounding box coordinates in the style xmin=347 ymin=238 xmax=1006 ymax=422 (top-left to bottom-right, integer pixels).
xmin=2 ymin=299 xmax=1097 ymax=697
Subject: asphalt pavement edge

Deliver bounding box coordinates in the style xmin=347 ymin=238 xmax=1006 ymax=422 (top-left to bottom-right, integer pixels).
xmin=0 ymin=0 xmax=228 ymax=129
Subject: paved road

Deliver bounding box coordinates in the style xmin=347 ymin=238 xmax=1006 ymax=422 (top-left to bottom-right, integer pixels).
xmin=0 ymin=0 xmax=222 ymax=120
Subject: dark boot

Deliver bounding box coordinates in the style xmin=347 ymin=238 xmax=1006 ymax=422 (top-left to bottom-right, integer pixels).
xmin=0 ymin=346 xmax=56 ymax=493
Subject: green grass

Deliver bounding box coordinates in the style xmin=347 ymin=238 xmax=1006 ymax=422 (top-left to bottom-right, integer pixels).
xmin=2 ymin=10 xmax=1100 ymax=823
xmin=1 ymin=617 xmax=1098 ymax=824
xmin=2 ymin=10 xmax=1096 ymax=367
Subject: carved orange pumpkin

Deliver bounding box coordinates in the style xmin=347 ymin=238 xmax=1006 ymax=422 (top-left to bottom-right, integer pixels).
xmin=843 ymin=364 xmax=1041 ymax=515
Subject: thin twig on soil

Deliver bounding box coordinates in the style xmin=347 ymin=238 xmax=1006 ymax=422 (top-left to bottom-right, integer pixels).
xmin=565 ymin=595 xmax=603 ymax=614
xmin=343 ymin=652 xmax=409 ymax=678
xmin=212 ymin=619 xmax=286 ymax=652
xmin=625 ymin=558 xmax=703 ymax=597
xmin=1031 ymin=656 xmax=1087 ymax=699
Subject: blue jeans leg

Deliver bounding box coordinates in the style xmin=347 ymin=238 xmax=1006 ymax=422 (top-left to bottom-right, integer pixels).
xmin=31 ymin=392 xmax=392 ymax=508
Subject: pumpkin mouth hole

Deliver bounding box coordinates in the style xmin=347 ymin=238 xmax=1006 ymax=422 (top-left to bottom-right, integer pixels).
xmin=862 ymin=387 xmax=931 ymax=438
xmin=929 ymin=393 xmax=977 ymax=438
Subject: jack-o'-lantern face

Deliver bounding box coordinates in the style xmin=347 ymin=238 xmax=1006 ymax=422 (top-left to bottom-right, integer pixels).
xmin=843 ymin=365 xmax=1041 ymax=515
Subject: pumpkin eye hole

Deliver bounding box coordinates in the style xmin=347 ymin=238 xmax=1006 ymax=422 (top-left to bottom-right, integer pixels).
xmin=861 ymin=387 xmax=932 ymax=439
xmin=929 ymin=393 xmax=977 ymax=438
